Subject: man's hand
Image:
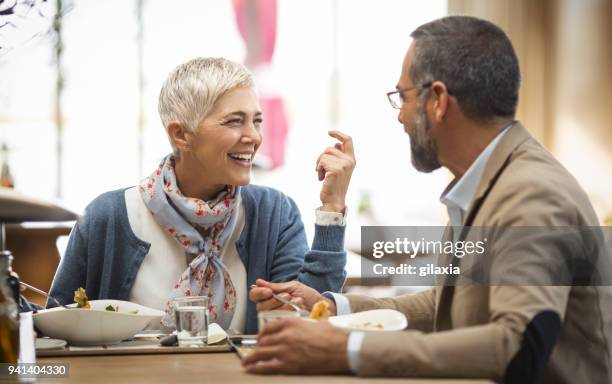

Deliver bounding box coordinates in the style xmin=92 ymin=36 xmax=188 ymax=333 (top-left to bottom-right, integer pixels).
xmin=249 ymin=279 xmax=337 ymax=314
xmin=316 ymin=131 xmax=356 ymax=214
xmin=242 ymin=318 xmax=350 ymax=374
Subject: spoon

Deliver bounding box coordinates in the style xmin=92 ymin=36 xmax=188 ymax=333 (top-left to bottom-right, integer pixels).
xmin=249 ymin=284 xmax=310 ymax=317
xmin=19 ymin=281 xmax=74 ymax=310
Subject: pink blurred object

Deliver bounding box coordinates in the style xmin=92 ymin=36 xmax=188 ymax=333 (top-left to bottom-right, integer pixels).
xmin=233 ymin=0 xmax=288 ymax=169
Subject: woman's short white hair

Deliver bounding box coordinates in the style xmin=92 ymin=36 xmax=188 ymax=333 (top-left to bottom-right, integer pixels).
xmin=158 ymin=57 xmax=254 ymax=153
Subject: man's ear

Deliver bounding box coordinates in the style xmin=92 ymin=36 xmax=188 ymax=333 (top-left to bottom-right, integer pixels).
xmin=431 ymin=81 xmax=450 ymax=123
xmin=167 ymin=122 xmax=191 ymax=152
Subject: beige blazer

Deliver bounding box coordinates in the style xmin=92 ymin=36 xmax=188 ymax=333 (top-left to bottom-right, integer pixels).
xmin=348 ymin=123 xmax=612 ymax=383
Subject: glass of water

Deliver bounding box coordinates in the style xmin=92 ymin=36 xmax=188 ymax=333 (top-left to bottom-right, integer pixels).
xmin=173 ymin=296 xmax=209 ymax=347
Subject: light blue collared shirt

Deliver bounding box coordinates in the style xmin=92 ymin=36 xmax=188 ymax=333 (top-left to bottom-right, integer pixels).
xmin=328 ymin=122 xmax=514 ymax=373
xmin=440 ymin=124 xmax=511 ymax=230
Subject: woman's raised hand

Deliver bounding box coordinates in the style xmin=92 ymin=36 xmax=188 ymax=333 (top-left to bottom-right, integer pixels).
xmin=316 ymin=131 xmax=356 ymax=214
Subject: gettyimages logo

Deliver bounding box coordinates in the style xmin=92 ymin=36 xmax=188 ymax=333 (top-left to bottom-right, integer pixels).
xmin=370 ymin=237 xmax=488 ymax=279
xmin=361 ymin=226 xmax=612 ymax=286
xmin=371 ymin=237 xmax=488 ymax=259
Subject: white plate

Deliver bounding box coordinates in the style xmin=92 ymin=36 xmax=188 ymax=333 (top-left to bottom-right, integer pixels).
xmin=328 ymin=309 xmax=407 ymax=331
xmin=33 ymin=300 xmax=164 ymax=346
xmin=35 ymin=338 xmax=67 ymax=350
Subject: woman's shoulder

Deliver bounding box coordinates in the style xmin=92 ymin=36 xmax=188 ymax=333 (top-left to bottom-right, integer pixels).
xmin=86 ymin=188 xmax=130 ymax=211
xmin=240 ymin=184 xmax=301 ymax=229
xmin=81 ymin=187 xmax=133 ymax=226
xmin=241 ymin=184 xmax=294 ymax=206
xmin=240 ymin=185 xmax=301 ymax=221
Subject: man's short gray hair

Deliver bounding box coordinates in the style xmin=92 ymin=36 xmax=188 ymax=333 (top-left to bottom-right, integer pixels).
xmin=158 ymin=57 xmax=254 ymax=152
xmin=410 ymin=16 xmax=521 ymax=122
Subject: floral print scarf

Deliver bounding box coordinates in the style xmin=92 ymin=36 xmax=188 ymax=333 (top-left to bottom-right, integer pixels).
xmin=139 ymin=155 xmax=238 ymax=329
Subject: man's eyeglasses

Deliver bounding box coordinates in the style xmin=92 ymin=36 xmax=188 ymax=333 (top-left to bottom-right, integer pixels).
xmin=386 ymin=82 xmax=433 ymax=109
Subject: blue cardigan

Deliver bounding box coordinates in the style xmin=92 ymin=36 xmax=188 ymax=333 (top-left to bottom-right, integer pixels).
xmin=48 ymin=184 xmax=346 ymax=334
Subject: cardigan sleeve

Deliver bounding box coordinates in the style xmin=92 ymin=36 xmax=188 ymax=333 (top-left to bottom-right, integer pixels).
xmin=268 ymin=194 xmax=346 ymax=293
xmin=47 ymin=217 xmax=90 ymax=307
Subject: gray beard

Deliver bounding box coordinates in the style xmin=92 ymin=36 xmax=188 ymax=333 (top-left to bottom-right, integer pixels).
xmin=409 ymin=104 xmax=441 ymax=173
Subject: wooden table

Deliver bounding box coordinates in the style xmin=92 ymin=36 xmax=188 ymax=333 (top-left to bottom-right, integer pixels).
xmin=37 ymin=352 xmax=493 ymax=383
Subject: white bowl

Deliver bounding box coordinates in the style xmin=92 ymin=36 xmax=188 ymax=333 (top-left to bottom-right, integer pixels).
xmin=33 ymin=300 xmax=164 ymax=346
xmin=328 ymin=309 xmax=408 ymax=331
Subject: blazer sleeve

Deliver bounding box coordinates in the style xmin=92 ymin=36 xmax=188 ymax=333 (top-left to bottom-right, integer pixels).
xmin=346 ymin=288 xmax=436 ymax=333
xmin=47 ymin=217 xmax=89 ymax=307
xmin=268 ymin=194 xmax=346 ymax=293
xmin=354 ymin=285 xmax=569 ymax=379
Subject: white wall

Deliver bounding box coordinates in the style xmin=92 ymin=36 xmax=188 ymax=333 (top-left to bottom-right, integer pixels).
xmin=0 ymin=0 xmax=449 ymax=242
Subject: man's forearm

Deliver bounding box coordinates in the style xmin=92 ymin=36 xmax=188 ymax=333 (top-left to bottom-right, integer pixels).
xmin=345 ymin=288 xmax=436 ymax=333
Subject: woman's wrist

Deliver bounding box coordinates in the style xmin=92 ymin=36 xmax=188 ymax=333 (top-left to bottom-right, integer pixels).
xmin=320 ymin=203 xmax=346 ymax=214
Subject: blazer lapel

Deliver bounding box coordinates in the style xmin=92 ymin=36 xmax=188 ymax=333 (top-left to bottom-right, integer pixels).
xmin=434 ymin=122 xmax=532 ymax=331
xmin=463 ymin=122 xmax=532 ymax=226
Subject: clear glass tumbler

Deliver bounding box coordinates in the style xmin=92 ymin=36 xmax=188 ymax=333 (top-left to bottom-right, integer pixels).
xmin=173 ymin=296 xmax=209 ymax=347
xmin=257 ymin=310 xmax=300 ymax=333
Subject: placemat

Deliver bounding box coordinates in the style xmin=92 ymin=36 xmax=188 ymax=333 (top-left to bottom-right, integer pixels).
xmin=36 ymin=339 xmax=232 ymax=357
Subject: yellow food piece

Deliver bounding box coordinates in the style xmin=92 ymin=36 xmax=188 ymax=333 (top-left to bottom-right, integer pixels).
xmin=310 ymin=300 xmax=331 ymax=320
xmin=73 ymin=287 xmax=91 ymax=309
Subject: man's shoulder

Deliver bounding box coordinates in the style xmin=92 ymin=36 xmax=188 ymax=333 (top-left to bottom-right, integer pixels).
xmin=503 ymin=138 xmax=582 ymax=196
xmin=482 ymin=138 xmax=598 ymax=225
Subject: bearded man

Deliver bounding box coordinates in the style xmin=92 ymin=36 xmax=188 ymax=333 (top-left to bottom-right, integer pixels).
xmin=246 ymin=16 xmax=612 ymax=384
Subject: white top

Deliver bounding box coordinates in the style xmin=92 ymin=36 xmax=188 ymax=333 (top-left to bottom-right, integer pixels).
xmin=125 ymin=186 xmax=247 ymax=332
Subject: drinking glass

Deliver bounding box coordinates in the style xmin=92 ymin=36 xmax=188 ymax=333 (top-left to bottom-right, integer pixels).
xmin=173 ymin=296 xmax=209 ymax=347
xmin=257 ymin=310 xmax=300 ymax=333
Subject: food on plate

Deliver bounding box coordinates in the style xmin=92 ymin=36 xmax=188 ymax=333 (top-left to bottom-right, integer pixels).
xmin=72 ymin=288 xmax=139 ymax=314
xmin=310 ymin=300 xmax=332 ymax=320
xmin=74 ymin=287 xmax=138 ymax=315
xmin=104 ymin=304 xmax=138 ymax=315
xmin=349 ymin=321 xmax=384 ymax=330
xmin=73 ymin=287 xmax=90 ymax=309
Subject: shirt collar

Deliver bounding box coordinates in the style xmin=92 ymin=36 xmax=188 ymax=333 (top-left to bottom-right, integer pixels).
xmin=440 ymin=124 xmax=513 ymax=215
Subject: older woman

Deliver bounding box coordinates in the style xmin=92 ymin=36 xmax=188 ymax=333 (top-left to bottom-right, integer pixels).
xmin=48 ymin=58 xmax=355 ymax=333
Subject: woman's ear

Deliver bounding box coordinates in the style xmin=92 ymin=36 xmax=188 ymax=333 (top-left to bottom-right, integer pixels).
xmin=431 ymin=81 xmax=450 ymax=123
xmin=168 ymin=122 xmax=191 ymax=152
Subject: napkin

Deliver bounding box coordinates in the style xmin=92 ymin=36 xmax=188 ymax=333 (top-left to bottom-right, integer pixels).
xmin=207 ymin=323 xmax=228 ymax=345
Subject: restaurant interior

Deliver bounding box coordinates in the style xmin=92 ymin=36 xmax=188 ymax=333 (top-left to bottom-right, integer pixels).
xmin=1 ymin=0 xmax=611 ymax=382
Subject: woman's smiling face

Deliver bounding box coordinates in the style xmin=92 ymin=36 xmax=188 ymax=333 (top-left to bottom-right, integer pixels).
xmin=185 ymin=86 xmax=263 ymax=187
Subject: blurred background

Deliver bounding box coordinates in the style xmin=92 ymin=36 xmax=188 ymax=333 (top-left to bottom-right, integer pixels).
xmin=1 ymin=0 xmax=611 ymax=300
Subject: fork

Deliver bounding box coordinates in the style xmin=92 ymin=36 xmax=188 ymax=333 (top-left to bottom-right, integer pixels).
xmin=249 ymin=284 xmax=310 ymax=317
xmin=19 ymin=281 xmax=74 ymax=310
